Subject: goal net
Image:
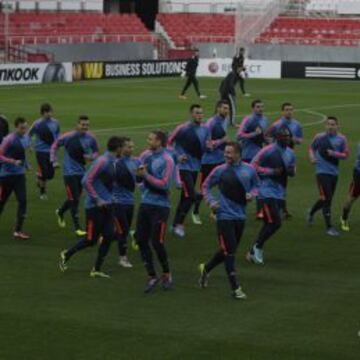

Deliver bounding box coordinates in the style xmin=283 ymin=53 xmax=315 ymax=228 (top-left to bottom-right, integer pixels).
xmin=235 ymin=0 xmax=290 ymax=49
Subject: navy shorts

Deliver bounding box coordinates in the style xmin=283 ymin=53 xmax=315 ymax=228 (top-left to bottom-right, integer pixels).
xmin=136 ymin=204 xmax=169 ymax=245
xmin=36 ymin=152 xmax=55 ymax=181
xmin=217 ymin=219 xmax=245 ymax=255
xmin=85 ymin=206 xmax=115 ymax=244
xmin=114 ymin=203 xmax=134 ymax=239
xmin=349 ymin=169 xmax=360 ymax=198
xmin=64 ymin=175 xmax=83 ymax=202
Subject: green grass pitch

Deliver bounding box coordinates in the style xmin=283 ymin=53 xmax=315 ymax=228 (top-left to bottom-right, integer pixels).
xmin=0 ymin=77 xmax=359 ymax=359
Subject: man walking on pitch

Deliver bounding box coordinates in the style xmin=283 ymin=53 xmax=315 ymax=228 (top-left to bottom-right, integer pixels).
xmin=247 ymin=126 xmax=296 ymax=265
xmin=135 ymin=130 xmax=176 ymax=293
xmin=168 ymin=104 xmax=210 ymax=237
xmin=307 ymin=117 xmax=349 ymax=236
xmin=340 ymin=142 xmax=360 ymax=232
xmin=219 ymin=71 xmax=237 ymax=126
xmin=0 ymin=117 xmax=32 ymax=240
xmin=266 ymin=102 xmax=303 ymax=218
xmin=237 ymin=99 xmax=268 ymax=219
xmin=59 ymin=136 xmax=123 ymax=278
xmin=199 ymin=142 xmax=258 ymax=299
xmin=179 ymin=49 xmax=206 ymax=100
xmin=29 ymin=103 xmax=60 ymax=200
xmin=51 ymin=115 xmax=99 ymax=236
xmin=113 ymin=137 xmax=140 ymax=268
xmin=192 ymin=100 xmax=230 ymax=224
xmin=232 ymin=47 xmax=250 ymax=97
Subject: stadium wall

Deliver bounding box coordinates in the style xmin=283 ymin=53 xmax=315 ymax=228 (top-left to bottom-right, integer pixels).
xmin=247 ymin=44 xmax=360 ymax=63
xmin=0 ymin=62 xmax=72 ymax=86
xmin=196 ymin=43 xmax=360 ymax=63
xmin=22 ymin=43 xmax=154 ymax=62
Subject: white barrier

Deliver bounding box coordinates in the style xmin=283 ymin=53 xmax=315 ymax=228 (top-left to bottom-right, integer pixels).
xmin=0 ymin=63 xmax=73 ymax=86
xmin=197 ymin=58 xmax=281 ymax=78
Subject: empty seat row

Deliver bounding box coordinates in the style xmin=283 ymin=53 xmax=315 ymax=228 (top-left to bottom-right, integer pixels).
xmin=1 ymin=12 xmax=152 ymax=47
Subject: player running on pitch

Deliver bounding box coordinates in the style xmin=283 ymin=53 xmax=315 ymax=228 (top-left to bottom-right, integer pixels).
xmin=340 ymin=142 xmax=360 ymax=232
xmin=179 ymin=49 xmax=206 ymax=100
xmin=168 ymin=104 xmax=210 ymax=238
xmin=28 ymin=103 xmax=60 ymax=200
xmin=113 ymin=137 xmax=140 ymax=268
xmin=199 ymin=141 xmax=258 ymax=299
xmin=59 ymin=136 xmax=123 ymax=278
xmin=192 ymin=100 xmax=230 ymax=224
xmin=51 ymin=115 xmax=99 ymax=236
xmin=307 ymin=117 xmax=349 ymax=236
xmin=135 ymin=130 xmax=176 ymax=293
xmin=237 ymin=99 xmax=268 ymax=219
xmin=266 ymin=102 xmax=303 ymax=218
xmin=247 ymin=126 xmax=296 ymax=265
xmin=0 ymin=117 xmax=32 ymax=240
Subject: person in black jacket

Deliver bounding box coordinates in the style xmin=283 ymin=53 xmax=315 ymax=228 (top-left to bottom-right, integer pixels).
xmin=179 ymin=49 xmax=206 ymax=100
xmin=232 ymin=48 xmax=250 ymax=97
xmin=0 ymin=114 xmax=9 ymax=174
xmin=219 ymin=71 xmax=237 ymax=126
xmin=0 ymin=114 xmax=9 ymax=144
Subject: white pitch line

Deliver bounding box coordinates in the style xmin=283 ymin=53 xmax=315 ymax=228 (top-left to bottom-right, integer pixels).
xmin=92 ymin=103 xmax=360 ymax=135
xmin=299 ymin=109 xmax=327 ymax=128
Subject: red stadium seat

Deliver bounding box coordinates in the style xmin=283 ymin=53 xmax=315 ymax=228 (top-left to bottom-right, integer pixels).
xmin=5 ymin=12 xmax=152 ymax=46
xmin=255 ymin=16 xmax=360 ymax=47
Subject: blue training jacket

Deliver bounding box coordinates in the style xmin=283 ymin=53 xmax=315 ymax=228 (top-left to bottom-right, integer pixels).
xmin=252 ymin=142 xmax=296 ymax=200
xmin=202 ymin=114 xmax=228 ymax=165
xmin=138 ymin=148 xmax=175 ymax=208
xmin=266 ymin=117 xmax=303 ymax=146
xmin=0 ymin=132 xmax=31 ymax=177
xmin=50 ymin=130 xmax=99 ymax=176
xmin=237 ymin=113 xmax=268 ymax=162
xmin=354 ymin=142 xmax=360 ymax=172
xmin=28 ymin=117 xmax=60 ymax=153
xmin=82 ymin=152 xmax=116 ymax=209
xmin=309 ymin=132 xmax=349 ymax=176
xmin=113 ymin=155 xmax=141 ymax=205
xmin=203 ymin=161 xmax=259 ymax=220
xmin=168 ymin=120 xmax=210 ymax=172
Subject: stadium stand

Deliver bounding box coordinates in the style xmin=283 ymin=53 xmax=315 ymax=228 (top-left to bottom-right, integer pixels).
xmin=156 ymin=13 xmax=235 ymax=48
xmin=256 ymin=17 xmax=360 ymax=46
xmin=156 ymin=13 xmax=360 ymax=49
xmin=0 ymin=12 xmax=152 ymax=47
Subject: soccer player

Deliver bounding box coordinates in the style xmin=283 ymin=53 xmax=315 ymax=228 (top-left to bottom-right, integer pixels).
xmin=50 ymin=115 xmax=99 ymax=236
xmin=247 ymin=126 xmax=296 ymax=265
xmin=28 ymin=103 xmax=60 ymax=199
xmin=192 ymin=100 xmax=230 ymax=224
xmin=219 ymin=71 xmax=237 ymax=126
xmin=232 ymin=47 xmax=250 ymax=97
xmin=168 ymin=104 xmax=210 ymax=237
xmin=113 ymin=137 xmax=140 ymax=268
xmin=135 ymin=130 xmax=176 ymax=293
xmin=179 ymin=49 xmax=206 ymax=100
xmin=340 ymin=147 xmax=360 ymax=232
xmin=307 ymin=117 xmax=349 ymax=236
xmin=237 ymin=99 xmax=268 ymax=219
xmin=265 ymin=102 xmax=303 ymax=218
xmin=266 ymin=103 xmax=303 ymax=147
xmin=0 ymin=117 xmax=31 ymax=239
xmin=0 ymin=114 xmax=9 ymax=144
xmin=0 ymin=114 xmax=9 ymax=173
xmin=199 ymin=142 xmax=258 ymax=300
xmin=59 ymin=136 xmax=123 ymax=278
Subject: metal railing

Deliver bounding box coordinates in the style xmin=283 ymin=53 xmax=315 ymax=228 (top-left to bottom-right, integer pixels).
xmin=6 ymin=33 xmax=154 ymax=47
